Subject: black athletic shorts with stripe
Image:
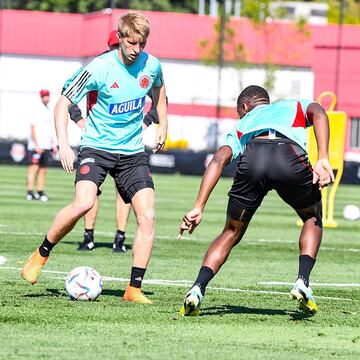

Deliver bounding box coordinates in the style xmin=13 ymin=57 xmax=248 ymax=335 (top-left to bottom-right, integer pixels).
xmin=227 ymin=137 xmax=321 ymax=221
xmin=75 ymin=148 xmax=154 ymax=203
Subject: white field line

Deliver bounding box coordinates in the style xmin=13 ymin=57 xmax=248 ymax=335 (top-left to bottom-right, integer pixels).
xmin=259 ymin=281 xmax=360 ymax=287
xmin=0 ymin=230 xmax=359 ymax=252
xmin=0 ymin=266 xmax=355 ymax=302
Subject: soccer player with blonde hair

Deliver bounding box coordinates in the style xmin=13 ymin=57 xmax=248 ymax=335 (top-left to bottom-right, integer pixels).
xmin=22 ymin=12 xmax=168 ymax=304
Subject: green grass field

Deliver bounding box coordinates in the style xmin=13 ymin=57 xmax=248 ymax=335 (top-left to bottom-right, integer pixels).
xmin=0 ymin=164 xmax=359 ymax=359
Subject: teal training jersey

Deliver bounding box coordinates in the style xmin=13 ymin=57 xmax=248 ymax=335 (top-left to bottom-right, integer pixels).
xmin=62 ymin=50 xmax=163 ymax=154
xmin=223 ymin=99 xmax=313 ymax=162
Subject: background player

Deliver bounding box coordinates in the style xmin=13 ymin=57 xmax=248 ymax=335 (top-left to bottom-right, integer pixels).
xmin=68 ymin=30 xmax=133 ymax=253
xmin=22 ymin=12 xmax=168 ymax=304
xmin=26 ymin=89 xmax=58 ymax=202
xmin=179 ymin=85 xmax=334 ymax=316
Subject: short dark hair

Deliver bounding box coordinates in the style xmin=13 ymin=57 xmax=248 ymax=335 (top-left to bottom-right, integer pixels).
xmin=237 ymin=85 xmax=270 ymax=106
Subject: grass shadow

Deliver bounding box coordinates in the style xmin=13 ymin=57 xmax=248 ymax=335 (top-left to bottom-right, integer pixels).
xmin=23 ymin=288 xmax=67 ymax=298
xmin=201 ymin=305 xmax=312 ymax=320
xmin=101 ymin=289 xmax=125 ymax=297
xmin=62 ymin=240 xmax=132 ymax=251
xmin=23 ymin=288 xmax=153 ymax=299
xmin=288 ymin=311 xmax=313 ymax=321
xmin=93 ymin=289 xmax=154 ymax=297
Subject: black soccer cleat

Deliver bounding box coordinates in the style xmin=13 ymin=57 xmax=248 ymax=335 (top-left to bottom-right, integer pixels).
xmin=77 ymin=231 xmax=95 ymax=251
xmin=77 ymin=241 xmax=95 ymax=251
xmin=112 ymin=233 xmax=126 ymax=253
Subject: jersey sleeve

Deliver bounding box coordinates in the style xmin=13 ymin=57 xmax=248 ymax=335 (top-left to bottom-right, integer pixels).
xmin=298 ymin=99 xmax=313 ymax=127
xmin=62 ymin=59 xmax=105 ymax=104
xmin=221 ymin=126 xmax=243 ymax=162
xmin=153 ymin=61 xmax=164 ymax=88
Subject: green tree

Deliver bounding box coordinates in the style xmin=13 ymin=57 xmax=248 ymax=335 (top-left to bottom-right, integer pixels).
xmin=199 ymin=1 xmax=312 ymax=94
xmin=327 ymin=0 xmax=360 ymax=24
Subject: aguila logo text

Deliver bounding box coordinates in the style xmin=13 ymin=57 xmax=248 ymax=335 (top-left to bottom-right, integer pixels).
xmin=109 ymin=97 xmax=145 ymax=115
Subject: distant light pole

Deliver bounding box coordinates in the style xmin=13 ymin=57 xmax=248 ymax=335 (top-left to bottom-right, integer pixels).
xmin=334 ymin=0 xmax=345 ymax=110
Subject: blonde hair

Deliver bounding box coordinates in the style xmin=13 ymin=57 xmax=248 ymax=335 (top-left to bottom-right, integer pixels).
xmin=118 ymin=12 xmax=150 ymax=42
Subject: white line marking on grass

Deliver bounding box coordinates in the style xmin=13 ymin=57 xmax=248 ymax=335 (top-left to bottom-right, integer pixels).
xmin=251 ymin=238 xmax=294 ymax=244
xmin=259 ymin=281 xmax=360 ymax=287
xmin=321 ymin=247 xmax=360 ymax=253
xmin=248 ymin=239 xmax=360 ymax=253
xmin=0 ymin=256 xmax=6 ymax=265
xmin=0 ymin=266 xmax=355 ymax=302
xmin=1 ymin=229 xmax=359 ymax=250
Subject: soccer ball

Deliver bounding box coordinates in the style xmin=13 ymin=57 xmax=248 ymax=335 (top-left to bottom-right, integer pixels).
xmin=343 ymin=205 xmax=360 ymax=221
xmin=65 ymin=266 xmax=103 ymax=301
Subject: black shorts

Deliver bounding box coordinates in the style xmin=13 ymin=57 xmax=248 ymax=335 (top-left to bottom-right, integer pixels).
xmin=75 ymin=148 xmax=154 ymax=203
xmin=27 ymin=150 xmax=52 ymax=167
xmin=227 ymin=137 xmax=321 ymax=220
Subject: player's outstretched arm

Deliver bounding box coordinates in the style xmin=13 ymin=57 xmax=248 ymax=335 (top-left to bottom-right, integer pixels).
xmin=179 ymin=146 xmax=232 ymax=237
xmin=307 ymin=102 xmax=335 ymax=189
xmin=151 ymin=85 xmax=168 ymax=153
xmin=54 ymin=95 xmax=75 ymax=173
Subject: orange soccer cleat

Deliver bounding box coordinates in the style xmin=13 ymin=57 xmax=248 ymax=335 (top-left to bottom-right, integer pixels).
xmin=123 ymin=285 xmax=153 ymax=304
xmin=21 ymin=249 xmax=48 ymax=284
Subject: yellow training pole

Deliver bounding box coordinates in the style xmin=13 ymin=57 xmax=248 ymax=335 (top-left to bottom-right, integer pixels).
xmin=305 ymin=91 xmax=347 ymax=228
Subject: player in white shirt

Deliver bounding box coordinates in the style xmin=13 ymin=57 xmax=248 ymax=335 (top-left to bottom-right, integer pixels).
xmin=26 ymin=89 xmax=58 ymax=201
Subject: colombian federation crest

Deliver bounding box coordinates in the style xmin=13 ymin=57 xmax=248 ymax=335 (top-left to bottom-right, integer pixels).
xmin=139 ymin=75 xmax=150 ymax=89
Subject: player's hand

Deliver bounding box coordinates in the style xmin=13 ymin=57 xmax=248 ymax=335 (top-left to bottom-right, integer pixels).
xmin=313 ymin=158 xmax=335 ymax=190
xmin=152 ymin=125 xmax=167 ymax=153
xmin=52 ymin=146 xmax=59 ymax=155
xmin=59 ymin=144 xmax=75 ymax=173
xmin=35 ymin=146 xmax=44 ymax=154
xmin=178 ymin=208 xmax=203 ymax=238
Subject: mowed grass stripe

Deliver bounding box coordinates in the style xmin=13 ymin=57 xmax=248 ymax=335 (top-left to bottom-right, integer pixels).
xmin=0 ymin=164 xmax=359 ymax=359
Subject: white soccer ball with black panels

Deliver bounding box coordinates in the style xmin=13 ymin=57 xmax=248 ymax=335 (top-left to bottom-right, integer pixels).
xmin=343 ymin=205 xmax=360 ymax=221
xmin=65 ymin=266 xmax=103 ymax=301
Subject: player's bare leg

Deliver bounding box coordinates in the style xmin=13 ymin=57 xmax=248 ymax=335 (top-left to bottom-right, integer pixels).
xmin=116 ymin=192 xmax=131 ymax=231
xmin=296 ymin=200 xmax=323 ymax=258
xmin=202 ymin=218 xmax=250 ymax=273
xmin=290 ymin=200 xmax=323 ymax=315
xmin=21 ymin=181 xmax=98 ymax=284
xmin=36 ymin=167 xmax=49 ymax=201
xmin=123 ymin=188 xmax=155 ymax=304
xmin=78 ymin=197 xmax=99 ymax=251
xmin=47 ymin=181 xmax=98 ymax=242
xmin=113 ymin=192 xmax=131 ymax=253
xmin=180 ymin=217 xmax=250 ymax=316
xmin=26 ymin=164 xmax=39 ymax=200
xmin=84 ymin=197 xmax=99 ymax=230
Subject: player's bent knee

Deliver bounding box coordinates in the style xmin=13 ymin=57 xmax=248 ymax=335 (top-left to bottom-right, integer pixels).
xmin=72 ymin=200 xmax=96 ymax=218
xmin=136 ymin=210 xmax=155 ymax=229
xmin=296 ymin=201 xmax=323 ymax=228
